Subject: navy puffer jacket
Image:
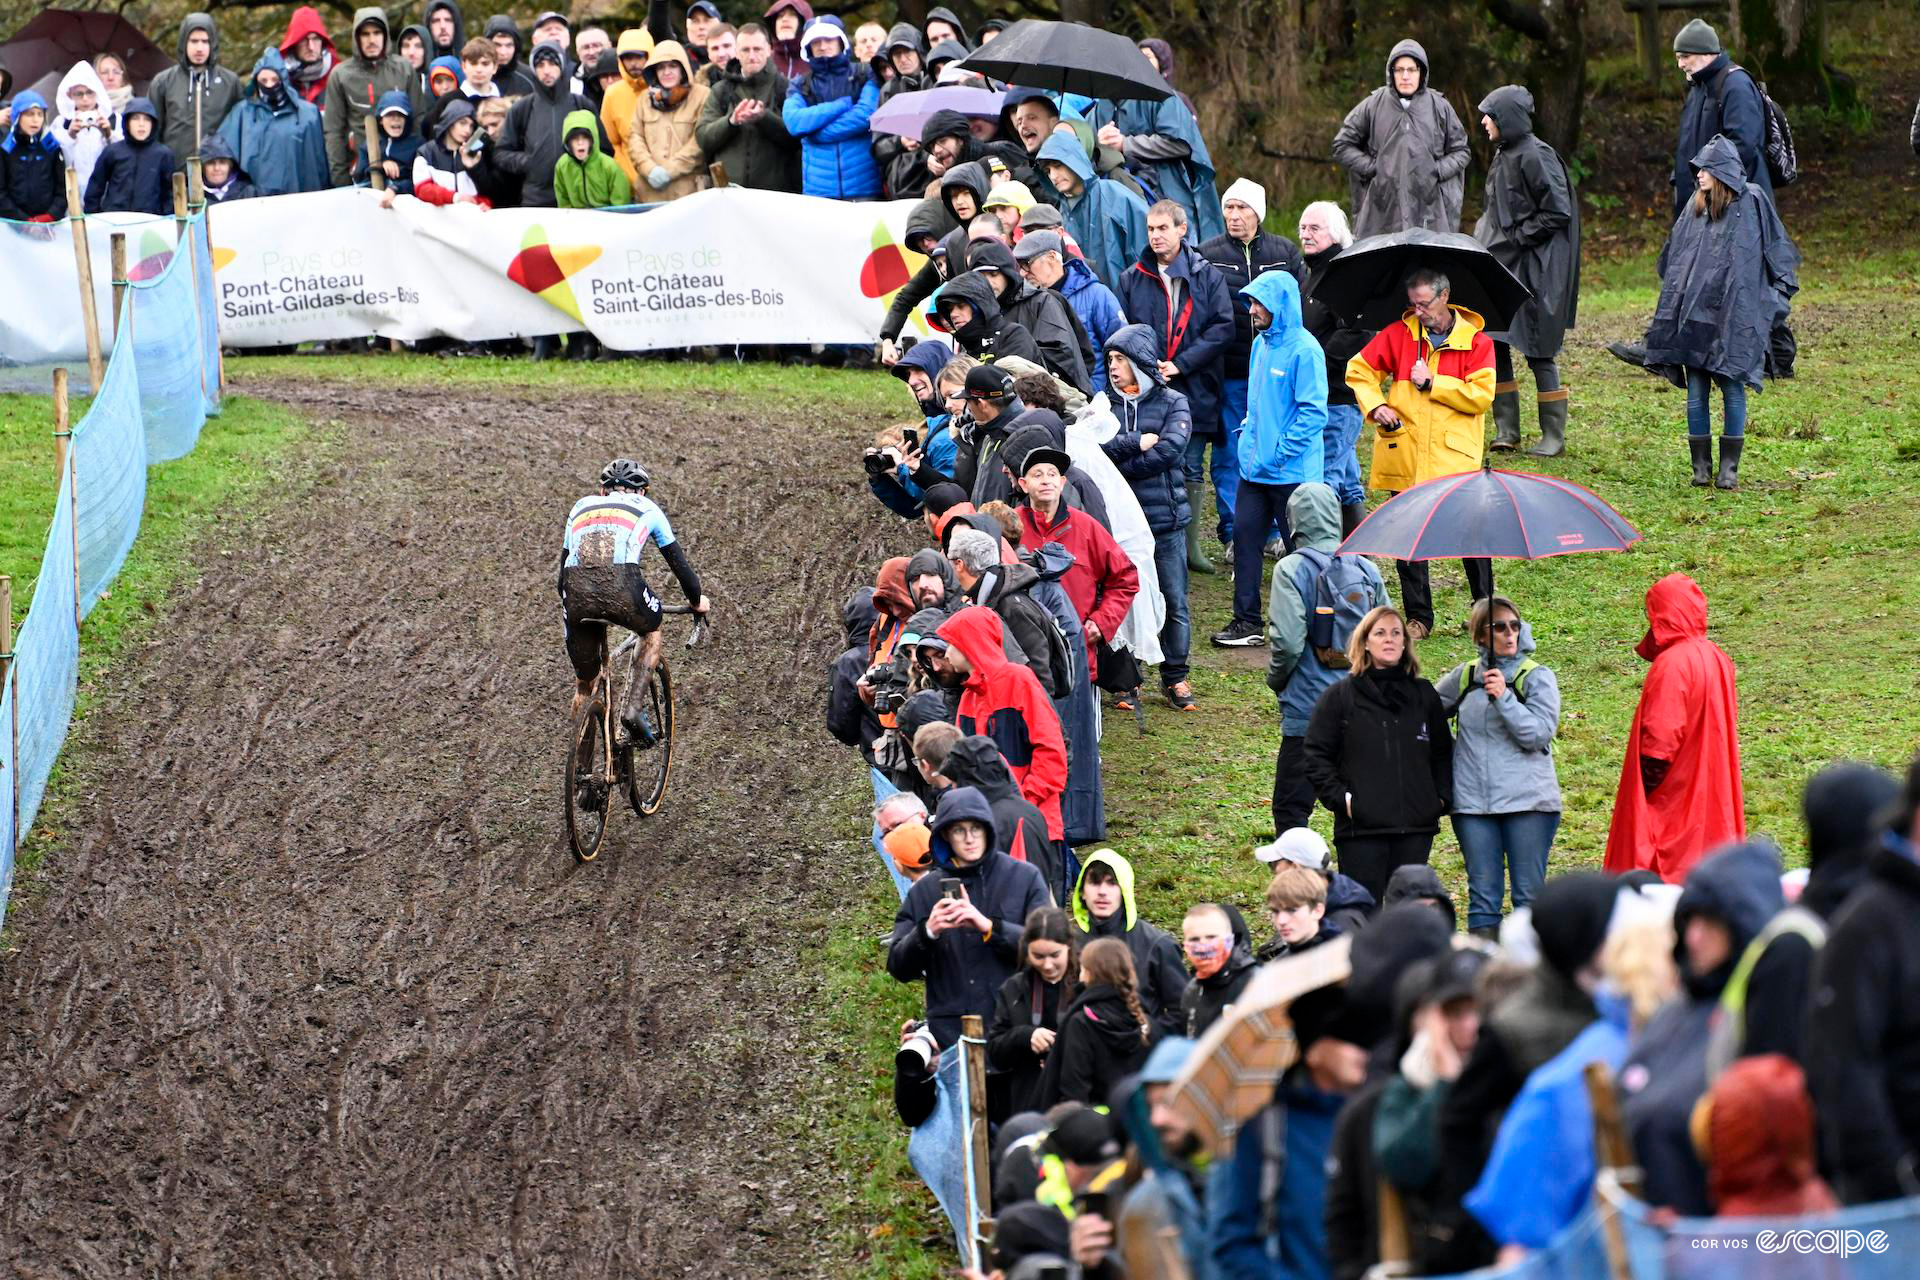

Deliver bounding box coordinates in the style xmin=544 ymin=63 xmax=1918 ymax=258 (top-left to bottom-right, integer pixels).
xmin=1099 ymin=323 xmax=1193 ymax=535
xmin=84 ymin=99 xmax=176 ymax=214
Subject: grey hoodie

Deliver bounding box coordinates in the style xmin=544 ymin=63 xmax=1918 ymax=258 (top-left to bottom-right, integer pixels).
xmin=147 ymin=13 xmax=244 ymax=170
xmin=1436 ymin=620 xmax=1562 ymax=814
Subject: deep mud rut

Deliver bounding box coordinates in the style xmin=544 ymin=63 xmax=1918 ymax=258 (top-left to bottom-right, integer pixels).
xmin=0 ymin=378 xmax=894 ymax=1277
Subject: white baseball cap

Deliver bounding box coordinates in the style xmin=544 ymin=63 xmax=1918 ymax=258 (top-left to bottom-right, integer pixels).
xmin=1254 ymin=827 xmax=1328 ymax=871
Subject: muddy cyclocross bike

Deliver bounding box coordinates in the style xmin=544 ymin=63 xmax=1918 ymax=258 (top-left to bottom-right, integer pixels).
xmin=564 ymin=604 xmax=707 ymax=862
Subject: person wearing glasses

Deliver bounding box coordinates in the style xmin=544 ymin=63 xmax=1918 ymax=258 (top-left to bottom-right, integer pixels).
xmin=1437 ymin=596 xmax=1562 ymax=939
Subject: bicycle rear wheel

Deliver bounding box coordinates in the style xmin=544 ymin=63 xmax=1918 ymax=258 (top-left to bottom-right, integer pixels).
xmin=626 ymin=658 xmax=675 ymax=816
xmin=566 ymin=699 xmax=611 ymax=862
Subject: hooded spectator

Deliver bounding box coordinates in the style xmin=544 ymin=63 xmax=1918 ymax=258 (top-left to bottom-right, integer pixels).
xmin=695 ymin=24 xmax=799 ymax=192
xmin=1383 ymin=863 xmax=1456 ymax=928
xmin=1475 ymin=86 xmax=1580 ymax=458
xmin=397 ymin=24 xmax=432 ymax=92
xmin=554 ymin=108 xmax=629 ymax=207
xmin=1087 ymin=73 xmax=1223 ymax=242
xmin=1332 ymin=38 xmax=1471 ymax=236
xmin=424 ymin=0 xmax=467 ymax=61
xmin=1014 ymin=231 xmax=1123 ymax=393
xmin=218 ymin=48 xmax=328 ymax=196
xmin=935 ymin=607 xmax=1069 ymax=846
xmin=968 ymin=240 xmax=1095 ymax=394
xmin=353 ymin=89 xmax=421 ymax=191
xmin=1035 ymin=129 xmax=1150 ymax=289
xmin=322 ymin=8 xmax=422 ymax=187
xmin=989 ymin=907 xmax=1080 ymax=1119
xmin=1039 ymin=936 xmax=1152 ymax=1107
xmin=763 ymin=0 xmax=813 ymax=80
xmin=938 ymin=734 xmax=1055 ymax=884
xmin=1109 ymin=1036 xmax=1211 ymax=1274
xmin=1432 ymin=871 xmax=1623 ymax=1271
xmin=626 ymin=39 xmax=708 ymax=200
xmin=870 ymin=23 xmax=930 ymax=194
xmin=1265 ymin=485 xmax=1390 ymax=835
xmin=411 ymin=97 xmax=490 ymax=207
xmin=499 ymin=38 xmax=599 ymax=207
xmin=1621 ymin=840 xmax=1784 ymax=1216
xmin=1302 ymin=604 xmax=1453 ymax=901
xmin=1069 ymin=850 xmax=1190 ymax=1041
xmin=783 ymin=20 xmax=880 ymax=199
xmin=484 ymin=14 xmax=537 ymax=97
xmin=826 ymin=586 xmax=882 ymax=760
xmin=279 ymin=7 xmax=338 ymax=106
xmin=1696 ymin=1054 xmax=1837 ymax=1216
xmin=1604 ymin=574 xmax=1744 ymax=883
xmin=52 ymin=61 xmax=116 ymax=198
xmin=1807 ymin=753 xmax=1920 ymax=1200
xmin=1641 ymin=136 xmax=1799 ymax=491
xmin=922 ymin=6 xmax=971 ymax=51
xmin=887 ymin=784 xmax=1050 ymax=1047
xmin=1100 ymin=324 xmax=1198 ymax=710
xmin=599 ymin=30 xmax=655 ymax=186
xmin=1298 ymin=200 xmax=1371 ymax=534
xmin=1669 ymin=19 xmax=1773 ymax=219
xmin=1198 ymin=176 xmax=1308 ymax=553
xmin=920 ymin=107 xmax=1053 ymax=206
xmin=149 ymin=13 xmax=244 ymax=173
xmin=1135 ymin=37 xmax=1194 ymax=115
xmin=0 ymin=91 xmax=67 ymax=221
xmin=1437 ymin=596 xmax=1564 ymax=938
xmin=1214 ymin=269 xmax=1328 ymax=647
xmin=1179 ymin=902 xmax=1257 ymax=1038
xmin=83 ymin=97 xmax=173 ymax=214
xmin=936 ymin=273 xmax=1046 ymax=368
xmin=198 ymin=132 xmax=256 ymax=202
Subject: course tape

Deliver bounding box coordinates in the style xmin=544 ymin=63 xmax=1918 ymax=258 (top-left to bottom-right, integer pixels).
xmin=1 ymin=213 xmax=221 ymax=928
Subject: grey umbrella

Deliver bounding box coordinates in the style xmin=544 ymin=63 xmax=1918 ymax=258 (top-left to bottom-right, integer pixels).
xmin=954 ymin=19 xmax=1171 ymax=103
xmin=1310 ymin=228 xmax=1533 ymax=332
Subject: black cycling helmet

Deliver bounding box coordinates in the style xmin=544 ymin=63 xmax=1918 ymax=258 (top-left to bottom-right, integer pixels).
xmin=599 ymin=458 xmax=650 ymax=491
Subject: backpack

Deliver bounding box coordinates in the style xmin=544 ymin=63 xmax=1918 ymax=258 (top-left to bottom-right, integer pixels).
xmin=1290 ymin=547 xmax=1376 ymax=669
xmin=1457 ymin=659 xmax=1542 ymax=702
xmin=1714 ymin=65 xmax=1799 ymax=188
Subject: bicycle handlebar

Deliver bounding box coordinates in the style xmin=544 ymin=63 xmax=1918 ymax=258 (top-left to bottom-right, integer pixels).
xmin=659 ymin=603 xmax=709 ymax=649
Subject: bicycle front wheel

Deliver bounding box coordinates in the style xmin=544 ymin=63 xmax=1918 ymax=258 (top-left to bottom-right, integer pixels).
xmin=566 ymin=699 xmax=611 ymax=862
xmin=626 ymin=658 xmax=675 ymax=816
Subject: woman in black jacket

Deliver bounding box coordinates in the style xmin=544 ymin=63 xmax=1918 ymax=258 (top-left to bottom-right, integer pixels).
xmin=1039 ymin=936 xmax=1152 ymax=1108
xmin=1302 ymin=605 xmax=1454 ymax=902
xmin=987 ymin=907 xmax=1078 ymax=1120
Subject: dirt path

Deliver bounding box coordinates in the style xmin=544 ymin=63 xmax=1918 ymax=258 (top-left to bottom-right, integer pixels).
xmin=0 ymin=379 xmax=892 ymax=1277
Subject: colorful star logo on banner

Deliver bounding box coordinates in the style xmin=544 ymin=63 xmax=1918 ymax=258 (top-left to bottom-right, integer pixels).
xmin=507 ymin=225 xmax=602 ymax=322
xmin=859 ymin=221 xmax=928 ymax=335
xmin=127 ymin=228 xmax=176 ymax=281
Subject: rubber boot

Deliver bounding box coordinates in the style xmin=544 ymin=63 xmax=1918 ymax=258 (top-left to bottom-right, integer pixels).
xmin=1689 ymin=437 xmax=1713 ymax=487
xmin=1185 ymin=519 xmax=1217 ymax=575
xmin=1715 ymin=435 xmax=1743 ymax=489
xmin=1528 ymin=389 xmax=1568 ymax=457
xmin=1340 ymin=502 xmax=1368 ymax=537
xmin=1489 ymin=384 xmax=1521 ymax=451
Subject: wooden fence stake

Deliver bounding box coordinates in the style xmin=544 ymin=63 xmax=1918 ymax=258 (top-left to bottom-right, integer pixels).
xmin=961 ymin=1013 xmax=992 ymax=1269
xmin=66 ymin=170 xmax=105 ymax=394
xmin=110 ymin=233 xmax=129 ymax=342
xmin=707 ymin=160 xmax=729 ymax=188
xmin=2 ymin=572 xmax=16 ymax=851
xmin=365 ymin=114 xmax=386 ymax=191
xmin=1585 ymin=1060 xmax=1639 ymax=1280
xmin=51 ymin=372 xmax=81 ymax=631
xmin=1376 ymin=1177 xmax=1414 ymax=1276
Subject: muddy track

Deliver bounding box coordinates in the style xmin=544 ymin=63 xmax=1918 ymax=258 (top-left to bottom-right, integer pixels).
xmin=0 ymin=379 xmax=893 ymax=1277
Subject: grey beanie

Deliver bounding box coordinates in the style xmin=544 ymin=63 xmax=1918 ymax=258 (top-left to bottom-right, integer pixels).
xmin=1673 ymin=19 xmax=1721 ymax=55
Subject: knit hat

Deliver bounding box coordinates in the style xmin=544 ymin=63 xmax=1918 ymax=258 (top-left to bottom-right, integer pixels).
xmin=1221 ymin=176 xmax=1267 ymax=222
xmin=1532 ymin=872 xmax=1624 ymax=980
xmin=1673 ymin=18 xmax=1721 ymax=54
xmin=984 ymin=180 xmax=1036 ymax=214
xmin=530 ymin=39 xmax=565 ymax=67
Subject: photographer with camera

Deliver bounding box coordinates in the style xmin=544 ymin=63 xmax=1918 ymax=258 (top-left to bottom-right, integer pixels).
xmin=870 ymin=342 xmax=963 ymax=518
xmin=889 ymin=786 xmax=1050 ymax=1048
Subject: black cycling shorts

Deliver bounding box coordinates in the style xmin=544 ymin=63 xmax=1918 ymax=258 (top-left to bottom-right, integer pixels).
xmin=562 ymin=563 xmax=663 ymax=681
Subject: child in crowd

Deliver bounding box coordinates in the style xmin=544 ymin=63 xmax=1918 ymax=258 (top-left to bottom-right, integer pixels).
xmin=412 ymin=99 xmax=490 ymax=208
xmin=427 ymin=55 xmax=461 ymax=101
xmin=357 ymin=91 xmax=422 ymax=197
xmin=84 ymin=97 xmax=173 ymax=215
xmin=459 ymin=37 xmax=500 ymax=99
xmin=0 ymin=91 xmax=68 ymax=221
xmin=1040 ymin=935 xmax=1152 ymax=1107
xmin=199 ymin=135 xmax=256 ymax=203
xmin=54 ymin=61 xmax=118 ymax=197
xmin=554 ymin=109 xmax=630 ymax=208
xmin=1260 ymin=859 xmax=1340 ymax=961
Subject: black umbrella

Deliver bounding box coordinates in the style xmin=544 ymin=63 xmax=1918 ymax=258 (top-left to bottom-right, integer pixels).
xmin=953 ymin=19 xmax=1171 ymax=103
xmin=1311 ymin=228 xmax=1532 ymax=332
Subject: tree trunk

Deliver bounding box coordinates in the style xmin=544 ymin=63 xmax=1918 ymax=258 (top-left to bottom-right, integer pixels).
xmin=1484 ymin=0 xmax=1587 ymax=157
xmin=1731 ymin=0 xmax=1844 ymax=105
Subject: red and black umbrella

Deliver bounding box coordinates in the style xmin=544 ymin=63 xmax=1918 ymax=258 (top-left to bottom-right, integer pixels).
xmin=2 ymin=9 xmax=173 ymax=102
xmin=1338 ymin=461 xmax=1642 ymax=561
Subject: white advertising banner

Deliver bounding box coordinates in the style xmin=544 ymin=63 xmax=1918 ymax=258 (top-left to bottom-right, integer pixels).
xmin=0 ymin=187 xmax=935 ymax=358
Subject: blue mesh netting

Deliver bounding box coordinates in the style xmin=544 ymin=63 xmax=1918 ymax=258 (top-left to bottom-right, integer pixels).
xmin=2 ymin=211 xmax=220 ymax=928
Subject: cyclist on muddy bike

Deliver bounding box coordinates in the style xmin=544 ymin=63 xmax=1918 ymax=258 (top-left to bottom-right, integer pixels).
xmin=558 ymin=459 xmax=710 ymax=741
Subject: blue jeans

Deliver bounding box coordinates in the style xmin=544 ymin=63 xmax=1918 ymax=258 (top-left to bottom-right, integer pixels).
xmin=1184 ymin=432 xmax=1241 ymax=545
xmin=1322 ymin=403 xmax=1366 ymax=505
xmin=1451 ymin=811 xmax=1561 ymax=932
xmin=1686 ymin=370 xmax=1747 ymax=438
xmin=1151 ymin=526 xmax=1191 ymax=685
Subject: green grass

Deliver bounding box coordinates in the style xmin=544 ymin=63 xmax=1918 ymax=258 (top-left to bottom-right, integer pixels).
xmin=0 ymin=392 xmax=312 ymax=889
